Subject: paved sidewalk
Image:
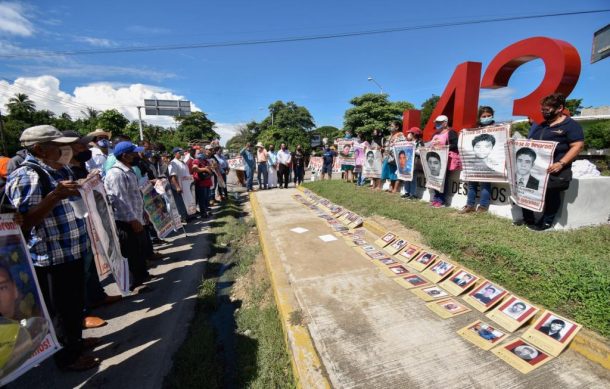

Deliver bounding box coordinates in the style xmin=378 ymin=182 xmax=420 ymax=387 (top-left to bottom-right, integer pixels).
xmin=253 ymin=188 xmax=610 ymax=389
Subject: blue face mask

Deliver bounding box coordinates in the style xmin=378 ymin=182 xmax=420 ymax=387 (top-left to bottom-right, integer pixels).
xmin=434 ymin=123 xmax=444 ymax=130
xmin=196 ymin=154 xmax=205 ymax=160
xmin=97 ymin=139 xmax=110 ymax=148
xmin=480 ymin=117 xmax=494 ymax=125
xmin=345 ymin=134 xmax=352 ymax=139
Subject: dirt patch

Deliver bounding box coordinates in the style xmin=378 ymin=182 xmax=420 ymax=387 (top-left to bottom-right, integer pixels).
xmin=231 ymin=252 xmax=272 ymax=308
xmin=369 ymin=214 xmax=425 ymax=246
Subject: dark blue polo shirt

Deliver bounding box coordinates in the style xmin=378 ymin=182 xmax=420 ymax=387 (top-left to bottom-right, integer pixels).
xmin=528 ymin=117 xmax=584 ymax=165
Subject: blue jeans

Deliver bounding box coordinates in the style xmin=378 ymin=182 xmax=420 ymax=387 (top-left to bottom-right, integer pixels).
xmin=404 ymin=170 xmax=418 ymax=196
xmin=467 ymin=181 xmax=492 ymax=208
xmin=245 ymin=166 xmax=254 ymax=190
xmin=257 ymin=162 xmax=269 ymax=188
xmin=433 ymin=173 xmax=450 ymax=204
xmin=196 ymin=186 xmax=210 ymax=214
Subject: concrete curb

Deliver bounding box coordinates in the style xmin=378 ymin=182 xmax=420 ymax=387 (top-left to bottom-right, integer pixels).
xmin=249 ymin=193 xmax=331 ymax=389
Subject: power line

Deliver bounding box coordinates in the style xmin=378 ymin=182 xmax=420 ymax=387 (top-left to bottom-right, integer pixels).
xmin=1 ymin=9 xmax=608 ymax=59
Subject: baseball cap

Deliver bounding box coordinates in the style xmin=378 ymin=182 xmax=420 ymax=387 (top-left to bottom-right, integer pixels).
xmin=434 ymin=115 xmax=449 ymax=122
xmin=114 ymin=141 xmax=144 ymax=158
xmin=407 ymin=127 xmax=422 ymax=135
xmin=20 ymin=125 xmax=79 ymax=147
xmin=62 ymin=130 xmax=94 ymax=145
xmin=171 ymin=147 xmax=184 ymax=154
xmin=204 ymin=144 xmax=213 ymax=150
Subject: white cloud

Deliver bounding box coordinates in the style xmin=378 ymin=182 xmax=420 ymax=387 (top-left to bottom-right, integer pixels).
xmin=0 ymin=2 xmax=34 ymax=36
xmin=213 ymin=123 xmax=244 ymax=144
xmin=76 ymin=36 xmax=116 ymax=47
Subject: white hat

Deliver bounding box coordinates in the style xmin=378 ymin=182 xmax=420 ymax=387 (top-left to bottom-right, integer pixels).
xmin=434 ymin=115 xmax=448 ymax=122
xmin=256 ymin=142 xmax=264 ymax=148
xmin=20 ymin=125 xmax=79 ymax=147
xmin=87 ymin=128 xmax=112 ymax=139
xmin=204 ymin=144 xmax=213 ymax=150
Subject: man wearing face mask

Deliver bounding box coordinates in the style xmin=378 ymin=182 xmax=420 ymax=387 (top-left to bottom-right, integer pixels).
xmin=518 ymin=93 xmax=584 ymax=231
xmin=191 ymin=150 xmax=213 ymax=218
xmin=104 ymin=141 xmax=152 ymax=290
xmin=86 ymin=129 xmax=112 ymax=174
xmin=6 ymin=125 xmax=101 ymax=371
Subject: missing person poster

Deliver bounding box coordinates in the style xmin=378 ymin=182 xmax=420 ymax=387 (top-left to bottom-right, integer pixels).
xmin=426 ymin=298 xmax=471 ymax=319
xmin=308 ymin=156 xmax=324 ymax=172
xmin=180 ymin=175 xmax=197 ymax=216
xmin=393 ymin=141 xmax=416 ymax=181
xmin=492 ymin=338 xmax=553 ymax=374
xmin=420 ymin=145 xmax=449 ymax=192
xmin=521 ymin=310 xmax=582 ymax=357
xmin=141 ymin=181 xmax=175 ymax=238
xmin=79 ymin=175 xmax=131 ymax=295
xmin=353 ymin=143 xmax=365 ymax=167
xmin=362 ymin=148 xmax=382 ymax=178
xmin=458 ymin=320 xmax=508 ymax=351
xmin=0 ymin=214 xmax=60 ymax=386
xmin=228 ymin=157 xmax=246 ymax=171
xmin=486 ymin=295 xmax=539 ymax=333
xmin=458 ymin=124 xmax=510 ymax=182
xmin=154 ymin=179 xmax=184 ymax=230
xmin=506 ymin=139 xmax=557 ymax=212
xmin=337 ymin=140 xmax=355 ymax=166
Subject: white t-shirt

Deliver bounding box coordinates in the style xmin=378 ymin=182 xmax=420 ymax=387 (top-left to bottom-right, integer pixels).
xmin=168 ymin=158 xmax=190 ymax=178
xmin=86 ymin=147 xmax=108 ymax=172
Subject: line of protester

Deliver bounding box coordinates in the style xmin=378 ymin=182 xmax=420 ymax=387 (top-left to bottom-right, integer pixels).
xmin=0 ymin=127 xmax=228 ymax=372
xmin=319 ymin=93 xmax=584 ymax=232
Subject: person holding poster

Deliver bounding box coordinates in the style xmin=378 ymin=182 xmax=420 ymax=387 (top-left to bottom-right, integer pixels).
xmin=381 ymin=121 xmax=406 ymax=193
xmin=104 ymin=141 xmax=152 ymax=292
xmin=5 ymin=125 xmax=100 ymax=371
xmin=519 ymin=93 xmax=584 ymax=231
xmin=459 ymin=106 xmax=504 ymax=213
xmin=191 ymin=150 xmax=213 ymax=218
xmin=168 ymin=147 xmax=190 ymax=222
xmin=401 ymin=127 xmax=424 ymax=199
xmin=339 ymin=131 xmax=355 ymax=183
xmin=321 ymin=145 xmax=336 ymax=180
xmin=353 ymin=133 xmax=368 ymax=186
xmin=429 ymin=115 xmax=459 ymax=207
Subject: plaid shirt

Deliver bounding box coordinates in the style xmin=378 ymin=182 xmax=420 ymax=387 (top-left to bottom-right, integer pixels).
xmin=104 ymin=160 xmax=145 ymax=224
xmin=6 ymin=155 xmax=89 ymax=267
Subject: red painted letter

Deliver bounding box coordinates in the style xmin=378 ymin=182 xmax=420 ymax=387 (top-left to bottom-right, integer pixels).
xmin=481 ymin=37 xmax=581 ymax=124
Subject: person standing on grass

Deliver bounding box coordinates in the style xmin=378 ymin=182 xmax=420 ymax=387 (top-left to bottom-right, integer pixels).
xmin=267 ymin=144 xmax=278 ymax=188
xmin=381 ymin=121 xmax=405 ymax=193
xmin=518 ymin=93 xmax=584 ymax=231
xmin=240 ymin=143 xmax=256 ymax=192
xmin=401 ymin=127 xmax=424 ymax=199
xmin=459 ymin=106 xmax=497 ymax=214
xmin=321 ymin=145 xmax=336 ymax=180
xmin=256 ymin=142 xmax=269 ymax=190
xmin=340 ymin=130 xmax=355 ymax=183
xmin=292 ymin=144 xmax=306 ymax=186
xmin=370 ymin=129 xmax=384 ymax=190
xmin=277 ymin=143 xmax=292 ymax=188
xmin=429 ymin=115 xmax=459 ymax=208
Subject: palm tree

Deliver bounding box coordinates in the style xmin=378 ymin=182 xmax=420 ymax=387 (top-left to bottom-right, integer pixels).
xmin=6 ymin=93 xmax=36 ymax=120
xmin=81 ymin=107 xmax=99 ymax=121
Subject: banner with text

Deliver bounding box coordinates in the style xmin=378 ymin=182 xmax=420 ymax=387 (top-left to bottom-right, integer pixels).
xmin=421 ymin=145 xmax=449 ymax=192
xmin=459 ymin=124 xmax=510 ymax=182
xmin=362 ymin=148 xmax=382 ymax=178
xmin=227 ymin=157 xmax=246 ymax=171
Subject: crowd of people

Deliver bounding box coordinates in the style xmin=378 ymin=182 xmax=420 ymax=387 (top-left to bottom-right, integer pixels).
xmin=316 ymin=93 xmax=585 ymax=231
xmin=0 ymin=127 xmax=229 ymax=372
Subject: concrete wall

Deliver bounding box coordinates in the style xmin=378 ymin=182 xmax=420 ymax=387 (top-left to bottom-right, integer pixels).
xmin=415 ymin=171 xmax=610 ymax=230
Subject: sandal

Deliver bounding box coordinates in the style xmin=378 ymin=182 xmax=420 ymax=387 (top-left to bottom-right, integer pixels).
xmin=64 ymin=355 xmax=101 ymax=371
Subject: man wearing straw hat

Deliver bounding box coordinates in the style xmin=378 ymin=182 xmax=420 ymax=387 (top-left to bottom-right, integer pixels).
xmin=256 ymin=142 xmax=268 ymax=190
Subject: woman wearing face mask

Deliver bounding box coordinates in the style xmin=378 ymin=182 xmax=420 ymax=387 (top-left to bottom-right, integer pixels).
xmin=518 ymin=93 xmax=584 ymax=231
xmin=381 ymin=121 xmax=406 ymax=193
xmin=402 ymin=127 xmax=423 ymax=199
xmin=429 ymin=115 xmax=459 ymax=207
xmin=459 ymin=106 xmax=496 ymax=213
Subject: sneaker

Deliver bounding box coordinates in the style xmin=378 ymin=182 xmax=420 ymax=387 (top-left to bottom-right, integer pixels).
xmin=527 ymin=223 xmax=553 ymax=231
xmin=459 ymin=205 xmax=476 ymax=214
xmin=401 ymin=193 xmax=410 ymax=199
xmin=431 ymin=201 xmax=443 ymax=208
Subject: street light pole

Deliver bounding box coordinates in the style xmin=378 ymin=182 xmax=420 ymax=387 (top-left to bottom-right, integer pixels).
xmin=367 ymin=76 xmax=384 ymax=94
xmin=136 ymin=106 xmax=144 ymax=142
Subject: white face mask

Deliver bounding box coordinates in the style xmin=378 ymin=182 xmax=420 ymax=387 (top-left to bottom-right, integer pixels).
xmin=57 ymin=145 xmax=73 ymax=165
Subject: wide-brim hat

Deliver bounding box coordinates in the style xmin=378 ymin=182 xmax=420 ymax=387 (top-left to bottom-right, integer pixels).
xmin=20 ymin=125 xmax=79 ymax=147
xmin=87 ymin=128 xmax=112 ymax=139
xmin=255 ymin=142 xmax=264 ymax=148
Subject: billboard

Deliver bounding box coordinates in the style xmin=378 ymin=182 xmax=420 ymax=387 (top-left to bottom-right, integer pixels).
xmin=144 ymin=99 xmax=192 ymax=116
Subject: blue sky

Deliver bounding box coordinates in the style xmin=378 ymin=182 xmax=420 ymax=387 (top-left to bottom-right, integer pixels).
xmin=0 ymin=0 xmax=609 ymax=142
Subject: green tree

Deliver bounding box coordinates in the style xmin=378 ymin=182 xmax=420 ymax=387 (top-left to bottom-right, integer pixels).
xmin=53 ymin=112 xmax=78 ymax=132
xmin=315 ymin=125 xmax=341 ymax=142
xmin=175 ymin=111 xmax=218 ymax=143
xmin=343 ymin=93 xmax=414 ymax=139
xmin=420 ymin=95 xmax=440 ymax=128
xmin=226 ymin=122 xmax=258 ymax=152
xmin=583 ymin=121 xmax=610 ymax=149
xmin=565 ymin=98 xmax=583 ymax=116
xmin=95 ymin=109 xmax=129 ymax=137
xmin=5 ymin=93 xmax=36 ymax=122
xmin=260 ymin=101 xmax=315 ymax=132
xmin=257 ymin=126 xmax=312 ymax=152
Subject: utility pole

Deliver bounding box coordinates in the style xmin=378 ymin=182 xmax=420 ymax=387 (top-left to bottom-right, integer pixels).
xmin=137 ymin=106 xmax=144 ymax=142
xmin=0 ymin=110 xmax=7 ymax=155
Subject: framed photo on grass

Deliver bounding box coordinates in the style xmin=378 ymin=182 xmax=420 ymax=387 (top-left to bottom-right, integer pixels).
xmin=411 ymin=285 xmax=449 ymax=302
xmin=438 ymin=268 xmax=479 ymax=296
xmin=383 ymin=237 xmax=409 ymax=255
xmin=393 ymin=274 xmax=429 ymax=290
xmin=408 ymin=251 xmax=438 ymax=272
xmin=397 ymin=244 xmax=421 ymax=263
xmin=426 ymin=298 xmax=471 ymax=319
xmin=486 ymin=295 xmax=539 ymax=332
xmin=421 ymin=260 xmax=456 ymax=284
xmin=457 ymin=320 xmax=508 ymax=350
xmin=521 ymin=311 xmax=582 ymax=357
xmin=462 ymin=280 xmax=507 ymax=312
xmin=491 ymin=338 xmax=553 ymax=374
xmin=375 ymin=232 xmax=397 ymax=247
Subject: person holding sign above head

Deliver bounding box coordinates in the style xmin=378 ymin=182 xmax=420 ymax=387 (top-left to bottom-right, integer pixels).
xmin=429 ymin=115 xmax=459 ymax=208
xmin=460 ymin=106 xmax=496 ymax=214
xmin=518 ymin=93 xmax=584 ymax=231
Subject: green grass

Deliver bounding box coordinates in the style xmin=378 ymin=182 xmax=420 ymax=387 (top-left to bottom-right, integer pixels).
xmin=165 ymin=197 xmax=295 ymax=388
xmin=303 ymin=181 xmax=610 ymax=338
